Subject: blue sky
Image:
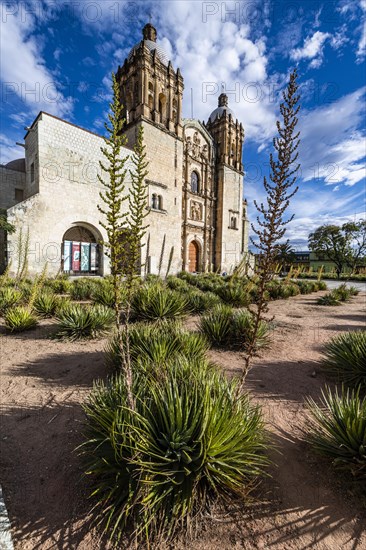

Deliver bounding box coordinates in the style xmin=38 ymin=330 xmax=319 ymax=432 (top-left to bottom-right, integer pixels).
xmin=0 ymin=0 xmax=365 ymax=249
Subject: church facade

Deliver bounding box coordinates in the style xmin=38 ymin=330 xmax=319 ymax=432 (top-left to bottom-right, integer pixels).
xmin=1 ymin=23 xmax=249 ymax=278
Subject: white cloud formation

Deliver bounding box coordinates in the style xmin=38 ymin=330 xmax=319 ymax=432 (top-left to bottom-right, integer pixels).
xmin=0 ymin=3 xmax=73 ymax=117
xmin=299 ymin=87 xmax=366 ymax=187
xmin=356 ymin=0 xmax=366 ymax=60
xmin=290 ymin=31 xmax=330 ymax=68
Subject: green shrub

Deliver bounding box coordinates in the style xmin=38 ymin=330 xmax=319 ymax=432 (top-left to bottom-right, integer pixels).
xmin=70 ymin=278 xmax=100 ymax=301
xmin=199 ymin=304 xmax=233 ymax=346
xmin=317 ymin=281 xmax=327 ymax=290
xmin=332 ymin=284 xmax=352 ymax=302
xmin=106 ymin=322 xmax=209 ymax=371
xmin=80 ymin=359 xmax=268 ymax=543
xmin=44 ymin=277 xmax=72 ymax=294
xmin=132 ymin=285 xmax=189 ymax=322
xmin=216 ymin=284 xmax=250 ymax=307
xmin=322 ymin=331 xmax=366 ymax=389
xmin=34 ymin=291 xmax=60 ymax=318
xmin=317 ymin=293 xmax=341 ymax=306
xmin=5 ymin=306 xmax=38 ymax=332
xmin=166 ymin=275 xmax=190 ymax=291
xmin=185 ymin=288 xmax=222 ymax=313
xmin=306 ymin=387 xmax=366 ymax=481
xmin=232 ymin=309 xmax=271 ymax=351
xmin=56 ymin=303 xmax=114 ymax=340
xmin=0 ymin=287 xmax=22 ymax=315
xmin=92 ymin=282 xmax=116 ymax=308
xmin=200 ymin=305 xmax=270 ymax=351
xmin=348 ymin=286 xmax=360 ymax=296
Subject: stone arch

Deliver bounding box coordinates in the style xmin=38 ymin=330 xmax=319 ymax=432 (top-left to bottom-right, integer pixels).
xmin=62 ymin=222 xmax=103 ymax=276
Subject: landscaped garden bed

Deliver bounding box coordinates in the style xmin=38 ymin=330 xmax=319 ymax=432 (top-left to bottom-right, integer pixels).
xmin=0 ymin=274 xmax=365 ymax=549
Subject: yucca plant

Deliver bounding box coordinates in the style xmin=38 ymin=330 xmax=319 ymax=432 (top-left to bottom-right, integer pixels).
xmin=80 ymin=359 xmax=268 ymax=544
xmin=322 ymin=331 xmax=366 ymax=389
xmin=5 ymin=305 xmax=38 ymax=332
xmin=332 ymin=284 xmax=352 ymax=302
xmin=199 ymin=304 xmax=233 ymax=346
xmin=44 ymin=276 xmax=72 ymax=294
xmin=233 ymin=310 xmax=270 ymax=351
xmin=185 ymin=288 xmax=221 ymax=313
xmin=166 ymin=275 xmax=190 ymax=291
xmin=56 ymin=303 xmax=114 ymax=340
xmin=348 ymin=286 xmax=360 ymax=296
xmin=216 ymin=284 xmax=250 ymax=307
xmin=0 ymin=287 xmax=22 ymax=315
xmin=132 ymin=285 xmax=189 ymax=322
xmin=317 ymin=293 xmax=341 ymax=306
xmin=34 ymin=291 xmax=60 ymax=318
xmin=70 ymin=278 xmax=99 ymax=301
xmin=92 ymin=282 xmax=116 ymax=308
xmin=106 ymin=322 xmax=210 ymax=372
xmin=306 ymin=386 xmax=366 ymax=481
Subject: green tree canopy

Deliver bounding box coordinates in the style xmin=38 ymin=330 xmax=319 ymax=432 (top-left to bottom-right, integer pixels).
xmin=308 ymin=221 xmax=366 ymax=277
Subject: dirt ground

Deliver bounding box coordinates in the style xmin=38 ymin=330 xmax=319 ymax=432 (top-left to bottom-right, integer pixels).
xmin=0 ymin=290 xmax=365 ymax=550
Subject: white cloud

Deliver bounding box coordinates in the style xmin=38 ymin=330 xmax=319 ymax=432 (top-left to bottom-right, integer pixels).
xmin=299 ymin=87 xmax=366 ymax=187
xmin=356 ymin=0 xmax=366 ymax=60
xmin=0 ymin=4 xmax=73 ymax=117
xmin=0 ymin=133 xmax=24 ymax=164
xmin=290 ymin=31 xmax=330 ymax=68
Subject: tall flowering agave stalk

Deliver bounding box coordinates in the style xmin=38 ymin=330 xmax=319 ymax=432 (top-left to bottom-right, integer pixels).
xmin=238 ymin=69 xmax=301 ymax=392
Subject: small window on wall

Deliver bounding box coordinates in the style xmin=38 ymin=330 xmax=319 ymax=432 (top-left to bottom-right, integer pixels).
xmin=230 ymin=216 xmax=238 ymax=229
xmin=30 ymin=162 xmax=35 ymax=183
xmin=14 ymin=188 xmax=24 ymax=202
xmin=151 ymin=193 xmax=163 ymax=211
xmin=191 ymin=171 xmax=199 ymax=193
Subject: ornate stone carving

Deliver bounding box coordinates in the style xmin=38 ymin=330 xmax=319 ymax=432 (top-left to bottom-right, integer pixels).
xmin=190 ymin=200 xmax=203 ymax=221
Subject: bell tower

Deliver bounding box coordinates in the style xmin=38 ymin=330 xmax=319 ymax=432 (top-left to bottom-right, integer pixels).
xmin=116 ymin=23 xmax=184 ymax=138
xmin=205 ymin=93 xmax=244 ymax=172
xmin=205 ymin=94 xmax=245 ymax=272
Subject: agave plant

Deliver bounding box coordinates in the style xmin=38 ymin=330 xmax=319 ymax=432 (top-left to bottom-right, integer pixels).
xmin=106 ymin=322 xmax=210 ymax=372
xmin=199 ymin=304 xmax=233 ymax=346
xmin=332 ymin=284 xmax=352 ymax=302
xmin=92 ymin=282 xmax=116 ymax=308
xmin=233 ymin=310 xmax=270 ymax=351
xmin=0 ymin=287 xmax=22 ymax=315
xmin=322 ymin=331 xmax=366 ymax=389
xmin=80 ymin=358 xmax=268 ymax=544
xmin=56 ymin=303 xmax=114 ymax=340
xmin=216 ymin=284 xmax=249 ymax=307
xmin=132 ymin=285 xmax=189 ymax=322
xmin=306 ymin=386 xmax=366 ymax=480
xmin=317 ymin=293 xmax=341 ymax=306
xmin=5 ymin=305 xmax=38 ymax=332
xmin=34 ymin=291 xmax=60 ymax=318
xmin=70 ymin=278 xmax=100 ymax=301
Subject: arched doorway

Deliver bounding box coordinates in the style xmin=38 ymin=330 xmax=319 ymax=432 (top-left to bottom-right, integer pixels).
xmin=188 ymin=240 xmax=200 ymax=273
xmin=62 ymin=225 xmax=101 ymax=276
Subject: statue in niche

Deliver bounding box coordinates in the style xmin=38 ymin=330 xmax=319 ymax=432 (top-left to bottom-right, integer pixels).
xmin=190 ymin=201 xmax=202 ymax=221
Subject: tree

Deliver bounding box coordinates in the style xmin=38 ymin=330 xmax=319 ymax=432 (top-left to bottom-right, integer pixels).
xmin=308 ymin=221 xmax=366 ymax=278
xmin=274 ymin=241 xmax=296 ymax=269
xmin=238 ymin=69 xmax=300 ymax=392
xmin=98 ymin=72 xmax=149 ymax=410
xmin=0 ymin=210 xmax=15 ymax=234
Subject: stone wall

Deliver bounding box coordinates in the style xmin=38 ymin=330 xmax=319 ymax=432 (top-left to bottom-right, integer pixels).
xmin=124 ymin=118 xmax=184 ymax=276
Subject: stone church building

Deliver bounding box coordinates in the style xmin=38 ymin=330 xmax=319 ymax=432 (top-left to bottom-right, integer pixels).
xmin=1 ymin=23 xmax=249 ymax=278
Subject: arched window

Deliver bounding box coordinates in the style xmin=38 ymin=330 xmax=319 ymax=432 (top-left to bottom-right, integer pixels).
xmin=191 ymin=171 xmax=199 ymax=194
xmin=158 ymin=195 xmax=163 ymax=210
xmin=158 ymin=93 xmax=166 ymax=124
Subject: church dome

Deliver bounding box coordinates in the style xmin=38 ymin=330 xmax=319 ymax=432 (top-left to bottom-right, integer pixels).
xmin=208 ymin=93 xmax=236 ymax=123
xmin=128 ymin=23 xmax=170 ymax=66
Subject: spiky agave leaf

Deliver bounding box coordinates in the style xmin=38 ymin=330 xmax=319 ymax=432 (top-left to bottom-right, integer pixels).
xmin=322 ymin=331 xmax=366 ymax=389
xmin=306 ymin=386 xmax=366 ymax=481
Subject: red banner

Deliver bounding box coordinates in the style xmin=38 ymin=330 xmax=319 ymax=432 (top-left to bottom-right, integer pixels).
xmin=72 ymin=243 xmax=81 ymax=272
